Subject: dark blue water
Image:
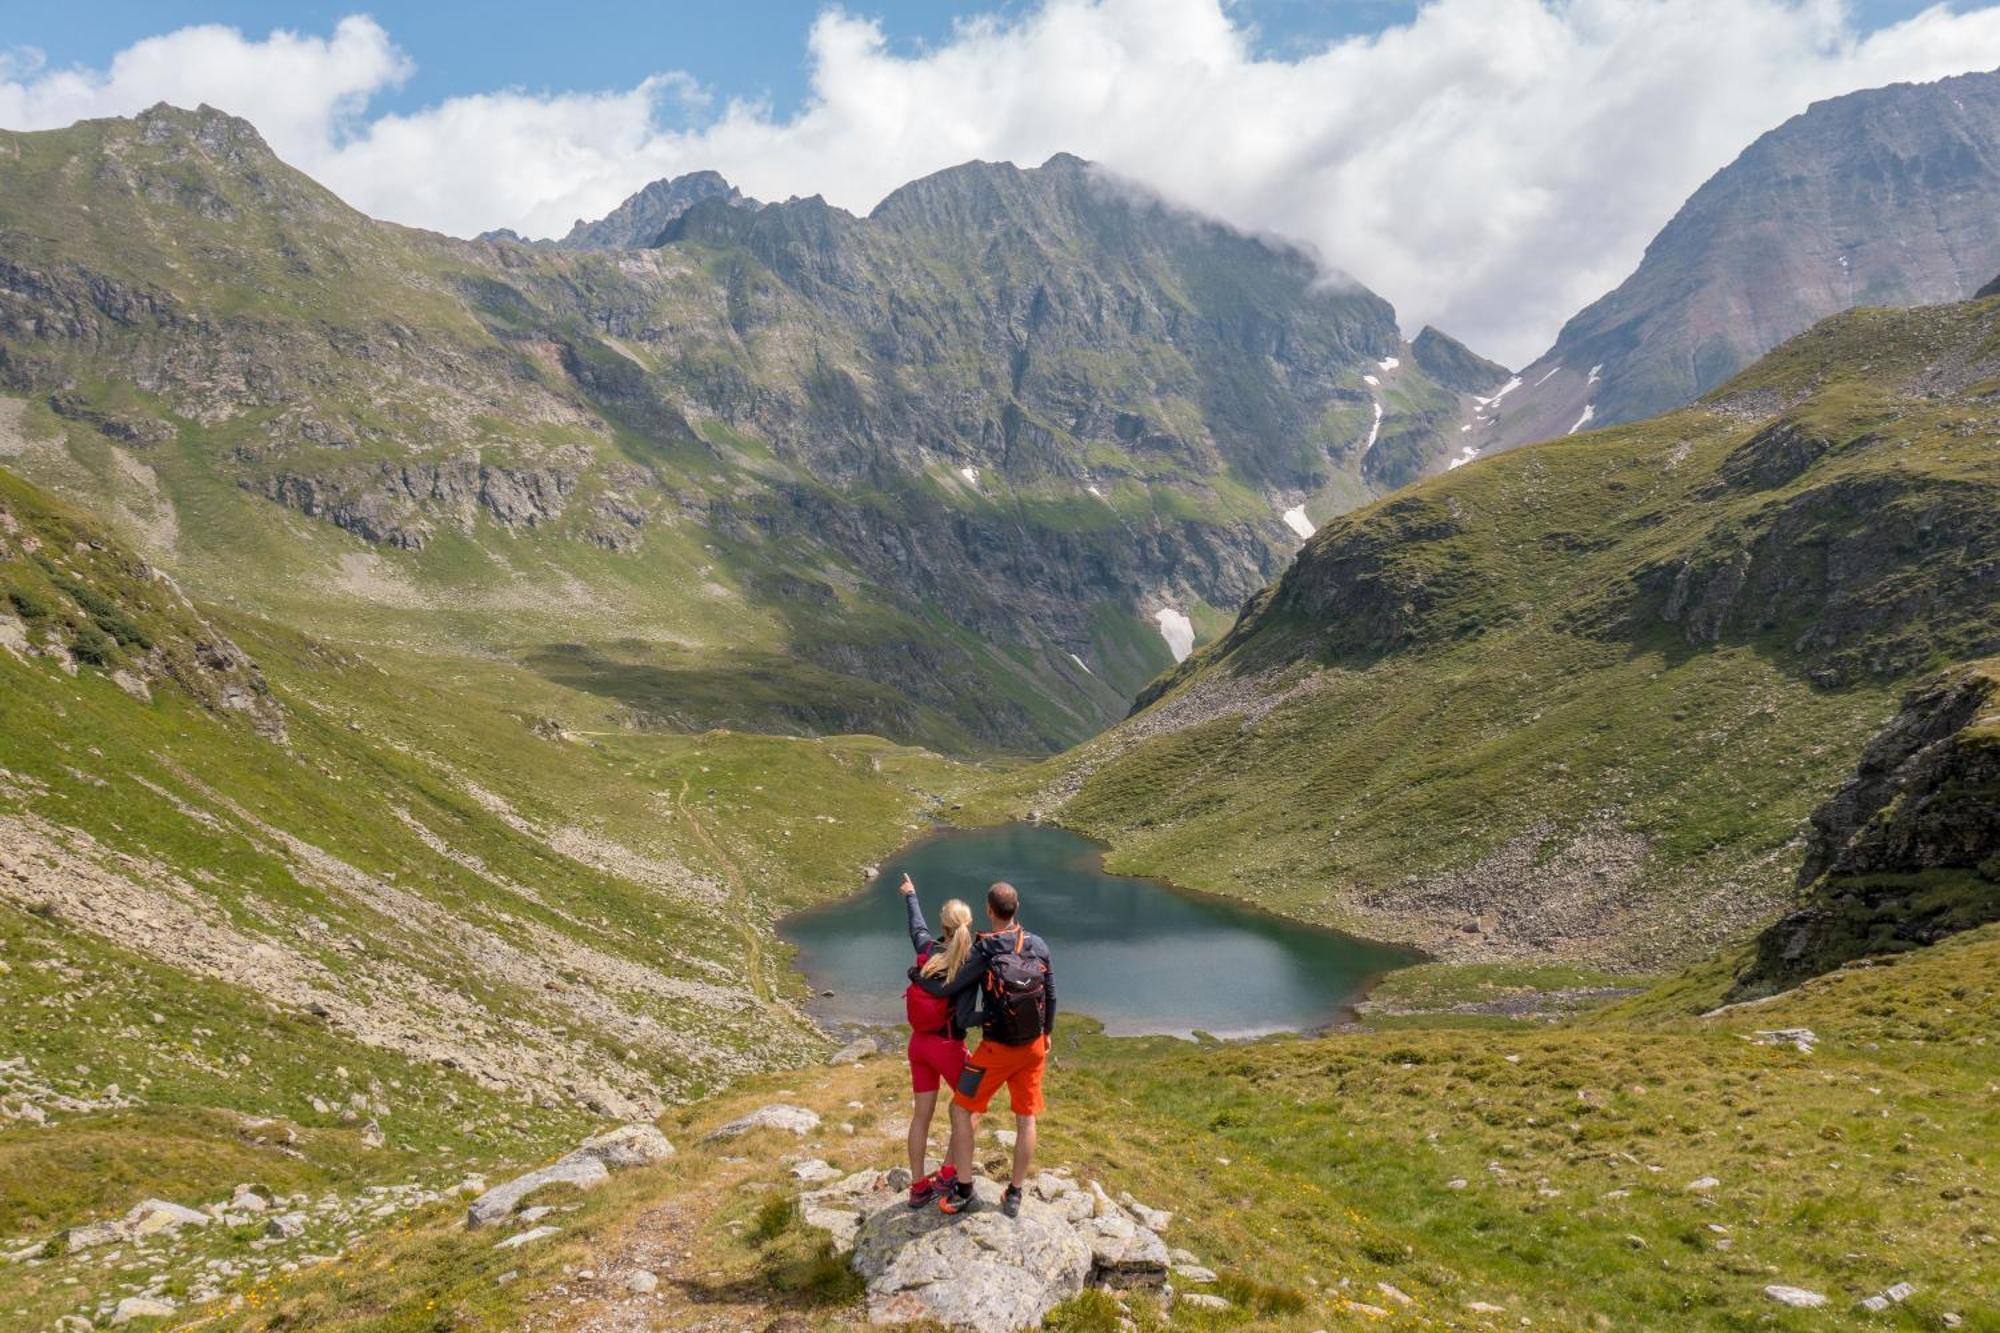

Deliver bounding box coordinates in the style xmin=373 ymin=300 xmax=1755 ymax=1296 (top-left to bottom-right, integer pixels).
xmin=779 ymin=822 xmax=1417 ymax=1038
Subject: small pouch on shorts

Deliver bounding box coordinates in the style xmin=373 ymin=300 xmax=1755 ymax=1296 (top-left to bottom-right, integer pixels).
xmin=955 ymin=1061 xmax=986 ymax=1099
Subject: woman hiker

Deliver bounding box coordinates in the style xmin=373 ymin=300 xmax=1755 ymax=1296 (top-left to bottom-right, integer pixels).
xmin=899 ymin=872 xmax=972 ymax=1208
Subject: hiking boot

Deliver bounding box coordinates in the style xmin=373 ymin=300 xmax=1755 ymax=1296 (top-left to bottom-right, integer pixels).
xmin=1001 ymin=1185 xmax=1023 ymax=1218
xmin=907 ymin=1165 xmax=956 ymax=1209
xmin=937 ymin=1180 xmax=980 ymax=1215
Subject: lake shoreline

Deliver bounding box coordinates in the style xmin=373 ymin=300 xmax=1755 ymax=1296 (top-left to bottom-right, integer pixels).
xmin=779 ymin=820 xmax=1424 ymax=1042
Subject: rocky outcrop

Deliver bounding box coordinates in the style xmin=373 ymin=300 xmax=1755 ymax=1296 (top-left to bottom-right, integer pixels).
xmin=260 ymin=455 xmax=582 ymax=550
xmin=852 ymin=1179 xmax=1093 ymax=1329
xmin=1640 ymin=471 xmax=2000 ymax=685
xmin=799 ymin=1166 xmax=1185 ymax=1329
xmin=1734 ymin=660 xmax=2000 ymax=996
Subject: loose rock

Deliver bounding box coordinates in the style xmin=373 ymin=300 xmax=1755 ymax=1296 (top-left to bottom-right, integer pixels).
xmin=1765 ymin=1285 xmax=1828 ymax=1309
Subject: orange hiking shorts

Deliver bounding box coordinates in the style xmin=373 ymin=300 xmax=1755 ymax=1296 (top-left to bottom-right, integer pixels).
xmin=952 ymin=1034 xmax=1049 ymax=1117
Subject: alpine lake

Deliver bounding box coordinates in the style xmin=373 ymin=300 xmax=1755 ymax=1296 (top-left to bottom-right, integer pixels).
xmin=779 ymin=822 xmax=1418 ymax=1039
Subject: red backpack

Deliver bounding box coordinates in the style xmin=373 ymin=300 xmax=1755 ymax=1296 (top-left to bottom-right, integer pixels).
xmin=906 ymin=947 xmax=954 ymax=1036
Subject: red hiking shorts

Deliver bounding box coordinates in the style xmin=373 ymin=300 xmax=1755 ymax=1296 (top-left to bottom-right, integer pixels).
xmin=908 ymin=1031 xmax=966 ymax=1094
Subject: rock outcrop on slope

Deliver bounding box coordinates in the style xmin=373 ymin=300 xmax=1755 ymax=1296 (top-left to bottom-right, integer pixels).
xmin=1483 ymin=68 xmax=2000 ymax=452
xmin=796 ymin=1163 xmax=1206 ymax=1328
xmin=1734 ymin=659 xmax=2000 ymax=996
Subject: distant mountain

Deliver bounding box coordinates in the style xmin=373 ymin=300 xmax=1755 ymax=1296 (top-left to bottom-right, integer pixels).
xmin=0 ymin=105 xmax=1478 ymax=752
xmin=555 ymin=170 xmax=748 ymax=249
xmin=1477 ymin=68 xmax=2000 ymax=454
xmin=1409 ymin=325 xmax=1509 ymax=396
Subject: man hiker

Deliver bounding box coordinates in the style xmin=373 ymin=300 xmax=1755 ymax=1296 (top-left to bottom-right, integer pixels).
xmin=908 ymin=880 xmax=1055 ymax=1218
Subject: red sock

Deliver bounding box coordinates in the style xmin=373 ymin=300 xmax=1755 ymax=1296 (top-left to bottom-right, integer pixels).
xmin=938 ymin=1163 xmax=957 ymax=1181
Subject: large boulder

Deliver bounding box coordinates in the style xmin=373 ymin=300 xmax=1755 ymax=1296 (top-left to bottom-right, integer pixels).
xmin=704 ymin=1103 xmax=820 ymax=1141
xmin=851 ymin=1178 xmax=1093 ymax=1329
xmin=571 ymin=1123 xmax=675 ymax=1169
xmin=467 ymin=1156 xmax=609 ymax=1229
xmin=465 ymin=1121 xmax=672 ymax=1229
xmin=124 ymin=1199 xmax=211 ymax=1237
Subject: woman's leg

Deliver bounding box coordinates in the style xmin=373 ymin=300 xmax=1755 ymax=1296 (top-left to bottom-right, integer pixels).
xmin=907 ymin=1089 xmax=938 ymax=1178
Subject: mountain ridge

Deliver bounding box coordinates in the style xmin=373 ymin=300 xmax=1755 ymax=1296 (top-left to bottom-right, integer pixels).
xmin=0 ymin=103 xmax=1488 ymax=754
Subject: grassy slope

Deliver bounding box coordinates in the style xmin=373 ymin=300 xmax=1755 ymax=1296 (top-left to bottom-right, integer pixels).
xmin=174 ymin=925 xmax=2000 ymax=1331
xmin=0 ymin=466 xmax=979 ymax=1328
xmin=969 ymin=295 xmax=2000 ymax=970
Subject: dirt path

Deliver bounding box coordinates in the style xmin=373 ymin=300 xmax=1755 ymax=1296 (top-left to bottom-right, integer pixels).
xmin=677 ymin=779 xmax=773 ymax=1005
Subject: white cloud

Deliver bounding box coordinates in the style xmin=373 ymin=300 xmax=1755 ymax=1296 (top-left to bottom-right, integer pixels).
xmin=7 ymin=2 xmax=2000 ymax=362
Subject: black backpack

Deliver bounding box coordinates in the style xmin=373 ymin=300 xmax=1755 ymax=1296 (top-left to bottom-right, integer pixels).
xmin=982 ymin=928 xmax=1049 ymax=1045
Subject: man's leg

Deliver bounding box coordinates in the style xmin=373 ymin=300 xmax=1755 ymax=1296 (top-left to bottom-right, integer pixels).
xmin=949 ymin=1102 xmax=978 ymax=1179
xmin=1010 ymin=1113 xmax=1037 ymax=1189
xmin=907 ymin=1089 xmax=937 ymax=1179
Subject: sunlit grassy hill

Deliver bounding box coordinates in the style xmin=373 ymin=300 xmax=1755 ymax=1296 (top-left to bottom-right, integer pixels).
xmin=978 ymin=291 xmax=2000 ymax=972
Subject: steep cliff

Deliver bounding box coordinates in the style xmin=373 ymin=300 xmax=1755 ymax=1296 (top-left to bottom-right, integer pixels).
xmin=1732 ymin=660 xmax=2000 ymax=995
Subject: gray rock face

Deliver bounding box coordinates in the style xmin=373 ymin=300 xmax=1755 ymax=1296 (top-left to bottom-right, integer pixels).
xmin=851 ymin=1178 xmax=1093 ymax=1329
xmin=704 ymin=1103 xmax=820 ymax=1141
xmin=1765 ymin=1284 xmax=1828 ymax=1309
xmin=801 ymin=1166 xmax=1178 ymax=1319
xmin=1735 ymin=660 xmax=2000 ymax=997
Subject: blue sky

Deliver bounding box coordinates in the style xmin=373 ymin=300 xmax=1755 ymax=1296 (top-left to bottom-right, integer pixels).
xmin=7 ymin=1 xmax=1964 ymax=119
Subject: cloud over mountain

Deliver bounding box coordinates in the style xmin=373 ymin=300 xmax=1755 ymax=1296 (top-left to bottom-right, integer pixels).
xmin=8 ymin=1 xmax=2000 ymax=363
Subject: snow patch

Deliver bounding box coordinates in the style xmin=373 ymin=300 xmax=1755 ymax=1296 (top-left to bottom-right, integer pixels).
xmin=958 ymin=466 xmax=980 ymax=486
xmin=1473 ymin=375 xmax=1523 ymax=410
xmin=1362 ymin=374 xmax=1379 ymax=386
xmin=1447 ymin=444 xmax=1481 ymax=470
xmin=1362 ymin=400 xmax=1383 ymax=452
xmin=1085 ymin=484 xmax=1104 ymax=499
xmin=1586 ymin=363 xmax=1603 ymax=385
xmin=1281 ymin=505 xmax=1314 ymax=540
xmin=1067 ymin=652 xmax=1094 ymax=676
xmin=1532 ymin=365 xmax=1562 ymax=387
xmin=1567 ymin=404 xmax=1596 ymax=435
xmin=1377 ymin=356 xmax=1400 ymax=371
xmin=1153 ymin=608 xmax=1195 ymax=662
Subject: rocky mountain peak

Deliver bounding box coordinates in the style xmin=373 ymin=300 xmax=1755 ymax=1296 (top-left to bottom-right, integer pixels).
xmin=555 ymin=169 xmax=747 ymax=249
xmin=1478 ymin=66 xmax=2000 ymax=455
xmin=1410 ymin=325 xmax=1510 ymax=395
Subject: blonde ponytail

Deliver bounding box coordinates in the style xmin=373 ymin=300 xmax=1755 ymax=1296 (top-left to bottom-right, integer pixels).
xmin=920 ymin=899 xmax=974 ymax=983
